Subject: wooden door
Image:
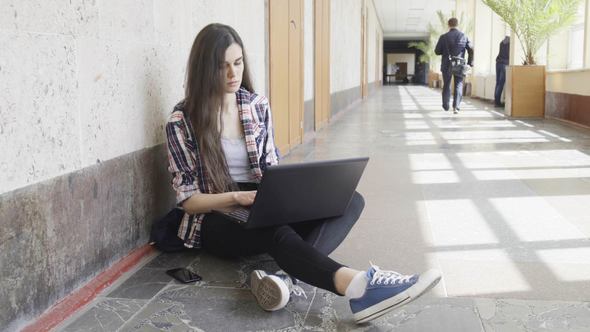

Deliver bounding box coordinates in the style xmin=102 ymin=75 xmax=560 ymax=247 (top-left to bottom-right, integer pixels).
xmin=360 ymin=0 xmax=368 ymax=98
xmin=395 ymin=62 xmax=407 ymax=81
xmin=314 ymin=0 xmax=331 ymax=130
xmin=288 ymin=0 xmax=303 ymax=146
xmin=269 ymin=0 xmax=304 ymax=154
xmin=270 ymin=0 xmax=290 ymax=153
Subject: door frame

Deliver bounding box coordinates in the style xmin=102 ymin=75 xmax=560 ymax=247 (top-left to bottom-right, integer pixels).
xmin=360 ymin=0 xmax=368 ymax=99
xmin=314 ymin=0 xmax=331 ymax=130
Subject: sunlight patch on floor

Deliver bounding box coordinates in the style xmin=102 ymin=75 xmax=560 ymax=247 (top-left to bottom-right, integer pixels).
xmin=473 ymin=168 xmax=590 ymax=180
xmin=412 ymin=170 xmax=460 ymax=184
xmin=426 ymin=199 xmax=500 ymax=246
xmin=409 ymin=153 xmax=453 ymax=170
xmin=489 ymin=197 xmax=586 ymax=242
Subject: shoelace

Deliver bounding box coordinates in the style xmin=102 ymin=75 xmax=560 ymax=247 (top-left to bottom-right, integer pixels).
xmin=290 ymin=284 xmax=307 ymax=299
xmin=275 ymin=271 xmax=307 ymax=299
xmin=370 ymin=266 xmax=413 ymax=286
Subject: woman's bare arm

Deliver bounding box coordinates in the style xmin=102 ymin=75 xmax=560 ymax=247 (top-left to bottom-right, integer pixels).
xmin=181 ymin=191 xmax=256 ymax=215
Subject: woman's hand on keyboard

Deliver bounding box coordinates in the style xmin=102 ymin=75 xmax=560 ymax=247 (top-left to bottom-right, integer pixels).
xmin=232 ymin=190 xmax=257 ymax=207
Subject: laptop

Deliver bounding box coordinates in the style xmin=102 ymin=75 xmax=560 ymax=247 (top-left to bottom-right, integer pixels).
xmin=213 ymin=157 xmax=369 ymax=229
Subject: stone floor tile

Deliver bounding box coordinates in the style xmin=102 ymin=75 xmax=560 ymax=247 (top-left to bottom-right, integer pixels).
xmin=106 ymin=267 xmax=172 ymax=299
xmin=186 ymin=252 xmax=280 ymax=288
xmin=118 ymin=285 xmax=299 ymax=331
xmin=143 ymin=250 xmax=201 ymax=270
xmin=475 ymin=298 xmax=590 ymax=332
xmin=58 ymin=298 xmax=147 ymax=332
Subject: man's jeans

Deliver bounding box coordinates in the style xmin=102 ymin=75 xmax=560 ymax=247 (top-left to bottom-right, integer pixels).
xmin=495 ymin=62 xmax=507 ymax=105
xmin=442 ymin=69 xmax=464 ymax=111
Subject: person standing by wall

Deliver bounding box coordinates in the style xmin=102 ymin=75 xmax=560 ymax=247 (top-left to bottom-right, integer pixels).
xmin=435 ymin=17 xmax=474 ymax=114
xmin=494 ymin=36 xmax=510 ymax=107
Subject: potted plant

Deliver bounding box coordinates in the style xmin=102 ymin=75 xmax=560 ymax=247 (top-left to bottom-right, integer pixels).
xmin=482 ymin=0 xmax=581 ymax=117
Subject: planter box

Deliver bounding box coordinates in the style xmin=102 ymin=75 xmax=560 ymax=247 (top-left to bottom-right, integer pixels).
xmin=428 ymin=71 xmax=439 ymax=88
xmin=505 ymin=65 xmax=545 ymax=117
xmin=464 ymin=81 xmax=472 ymax=97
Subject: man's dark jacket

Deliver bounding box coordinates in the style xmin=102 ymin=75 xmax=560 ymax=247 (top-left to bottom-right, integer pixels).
xmin=496 ymin=37 xmax=510 ymax=65
xmin=435 ymin=28 xmax=474 ymax=71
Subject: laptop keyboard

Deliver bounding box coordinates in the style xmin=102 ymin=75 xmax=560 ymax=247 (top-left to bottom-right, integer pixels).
xmin=226 ymin=207 xmax=250 ymax=223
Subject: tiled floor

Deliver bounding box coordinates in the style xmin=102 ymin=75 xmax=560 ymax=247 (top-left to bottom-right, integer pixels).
xmin=56 ymin=86 xmax=590 ymax=331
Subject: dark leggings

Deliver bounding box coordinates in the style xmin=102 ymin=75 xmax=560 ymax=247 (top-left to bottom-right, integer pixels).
xmin=200 ymin=190 xmax=365 ymax=294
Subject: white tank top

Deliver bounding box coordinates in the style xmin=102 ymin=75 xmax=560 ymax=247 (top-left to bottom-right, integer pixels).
xmin=221 ymin=137 xmax=255 ymax=183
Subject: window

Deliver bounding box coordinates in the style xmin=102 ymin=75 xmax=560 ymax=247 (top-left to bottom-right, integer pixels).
xmin=547 ymin=1 xmax=586 ymax=70
xmin=568 ymin=23 xmax=584 ymax=69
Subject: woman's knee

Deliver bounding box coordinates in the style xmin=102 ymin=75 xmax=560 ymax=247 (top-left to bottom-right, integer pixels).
xmin=350 ymin=191 xmax=365 ymax=216
xmin=271 ymin=225 xmax=294 ymax=242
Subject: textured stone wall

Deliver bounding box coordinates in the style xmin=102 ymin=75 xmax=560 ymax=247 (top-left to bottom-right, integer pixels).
xmin=0 ymin=0 xmax=267 ymax=330
xmin=0 ymin=145 xmax=174 ymax=331
xmin=0 ymin=0 xmax=267 ymax=195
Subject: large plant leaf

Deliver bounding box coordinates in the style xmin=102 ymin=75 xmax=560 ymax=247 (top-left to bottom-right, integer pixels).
xmin=408 ymin=41 xmax=433 ymax=63
xmin=482 ymin=0 xmax=582 ymax=64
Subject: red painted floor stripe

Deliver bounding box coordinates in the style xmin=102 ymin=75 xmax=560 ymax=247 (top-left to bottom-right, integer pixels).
xmin=22 ymin=244 xmax=156 ymax=332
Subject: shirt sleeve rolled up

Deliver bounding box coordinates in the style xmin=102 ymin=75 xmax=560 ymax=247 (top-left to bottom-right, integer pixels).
xmin=165 ymin=120 xmax=201 ymax=205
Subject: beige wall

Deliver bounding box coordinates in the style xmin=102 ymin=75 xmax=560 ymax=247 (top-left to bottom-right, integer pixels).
xmin=387 ymin=53 xmax=416 ymax=75
xmin=367 ymin=0 xmax=382 ymax=83
xmin=546 ymin=69 xmax=590 ymax=96
xmin=330 ymin=0 xmax=382 ymax=94
xmin=330 ymin=0 xmax=361 ymax=93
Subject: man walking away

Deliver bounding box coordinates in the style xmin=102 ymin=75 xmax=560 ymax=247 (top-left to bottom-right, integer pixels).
xmin=435 ymin=17 xmax=474 ymax=114
xmin=494 ymin=36 xmax=510 ymax=107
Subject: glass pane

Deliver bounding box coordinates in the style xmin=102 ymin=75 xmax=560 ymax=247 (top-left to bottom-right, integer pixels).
xmin=568 ymin=24 xmax=584 ymax=69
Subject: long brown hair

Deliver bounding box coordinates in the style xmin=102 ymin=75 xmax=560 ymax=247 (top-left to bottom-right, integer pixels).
xmin=184 ymin=23 xmax=253 ymax=193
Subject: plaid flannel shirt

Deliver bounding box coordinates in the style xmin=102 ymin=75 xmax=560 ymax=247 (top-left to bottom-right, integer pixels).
xmin=165 ymin=87 xmax=280 ymax=248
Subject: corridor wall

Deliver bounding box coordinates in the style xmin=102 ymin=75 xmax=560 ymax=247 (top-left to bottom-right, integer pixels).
xmin=330 ymin=0 xmax=383 ymax=116
xmin=1 ymin=0 xmax=386 ymax=328
xmin=546 ymin=70 xmax=590 ymax=127
xmin=330 ymin=0 xmax=362 ymax=115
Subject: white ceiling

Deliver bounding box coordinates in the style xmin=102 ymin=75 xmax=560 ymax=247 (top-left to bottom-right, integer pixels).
xmin=373 ymin=0 xmax=456 ymax=40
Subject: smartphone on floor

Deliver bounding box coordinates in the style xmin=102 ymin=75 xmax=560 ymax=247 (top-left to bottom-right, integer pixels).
xmin=166 ymin=268 xmax=202 ymax=283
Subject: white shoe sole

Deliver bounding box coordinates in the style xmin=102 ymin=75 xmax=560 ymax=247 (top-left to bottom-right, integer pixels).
xmin=250 ymin=270 xmax=289 ymax=311
xmin=354 ymin=269 xmax=442 ymax=324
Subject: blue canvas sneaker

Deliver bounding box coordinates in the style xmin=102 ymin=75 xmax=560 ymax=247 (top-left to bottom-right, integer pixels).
xmin=350 ymin=265 xmax=442 ymax=324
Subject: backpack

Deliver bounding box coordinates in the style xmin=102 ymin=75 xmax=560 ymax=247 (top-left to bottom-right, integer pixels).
xmin=149 ymin=208 xmax=187 ymax=252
